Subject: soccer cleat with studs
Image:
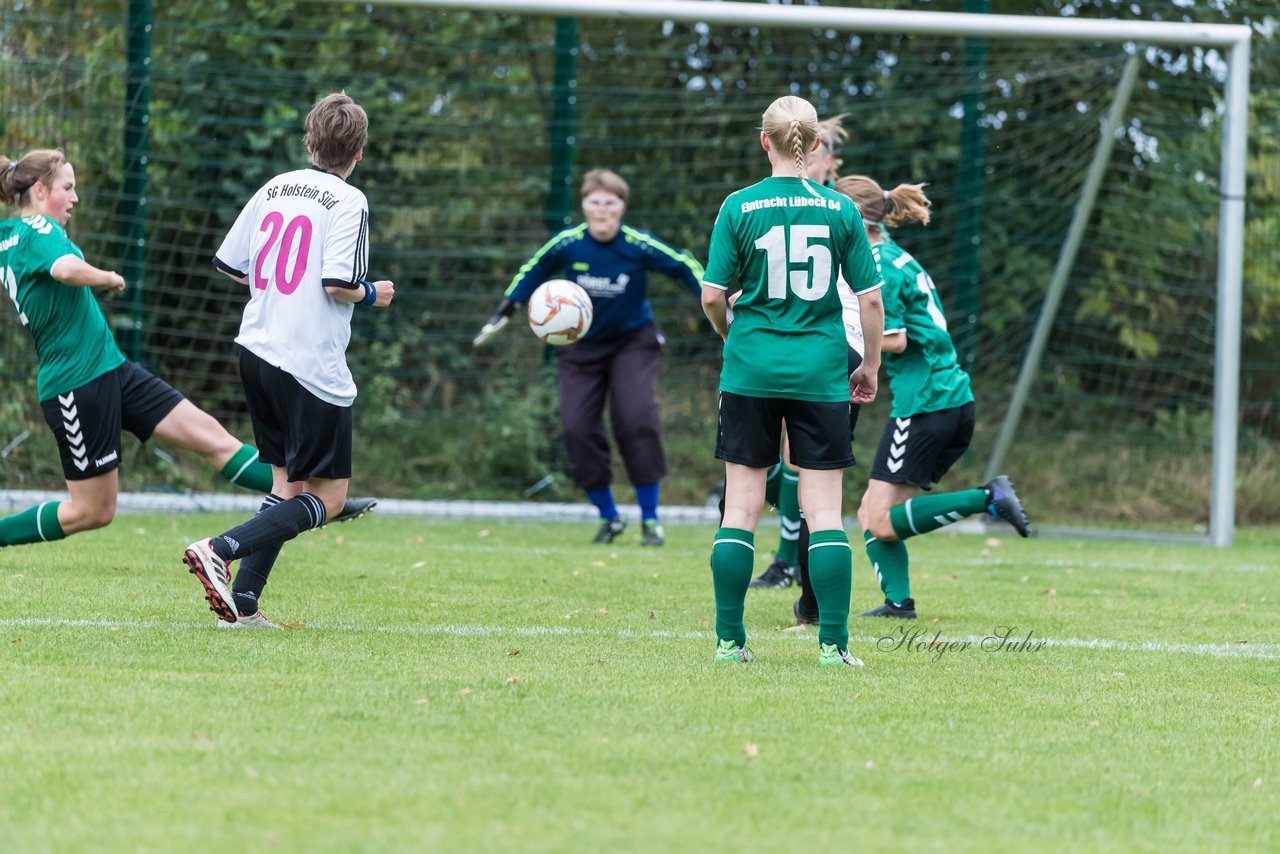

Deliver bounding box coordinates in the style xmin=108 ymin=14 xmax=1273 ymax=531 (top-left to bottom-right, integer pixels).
xmin=859 ymin=598 xmax=918 ymax=619
xmin=216 ymin=611 xmax=283 ymax=630
xmin=330 ymin=496 xmax=378 ymax=525
xmin=640 ymin=519 xmax=665 ymax=547
xmin=182 ymin=539 xmax=238 ymax=623
xmin=714 ymin=639 xmax=754 ymax=663
xmin=592 ymin=517 xmax=627 ymax=544
xmin=793 ymin=596 xmax=820 ymax=626
xmin=983 ymin=475 xmax=1031 ymax=537
xmin=818 ymin=642 xmax=864 ymax=667
xmin=748 ymin=557 xmax=797 ymax=589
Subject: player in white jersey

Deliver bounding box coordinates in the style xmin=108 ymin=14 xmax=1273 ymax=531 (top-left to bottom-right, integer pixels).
xmin=182 ymin=92 xmax=395 ymax=628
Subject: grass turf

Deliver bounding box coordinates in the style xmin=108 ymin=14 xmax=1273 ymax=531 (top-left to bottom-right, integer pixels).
xmin=2 ymin=514 xmax=1277 ymax=851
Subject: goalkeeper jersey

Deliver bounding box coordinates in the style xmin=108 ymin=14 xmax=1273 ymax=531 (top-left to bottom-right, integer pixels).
xmin=703 ymin=176 xmax=881 ymax=402
xmin=504 ymin=223 xmax=704 ymax=342
xmin=0 ymin=214 xmax=124 ymax=401
xmin=875 ymin=237 xmax=973 ymax=417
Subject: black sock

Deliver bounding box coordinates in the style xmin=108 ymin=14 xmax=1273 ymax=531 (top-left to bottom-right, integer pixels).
xmin=229 ymin=495 xmax=284 ymax=615
xmin=796 ymin=517 xmax=817 ymax=613
xmin=211 ymin=493 xmax=327 ymax=561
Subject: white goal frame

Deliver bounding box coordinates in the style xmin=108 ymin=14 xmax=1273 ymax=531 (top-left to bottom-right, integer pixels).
xmin=310 ymin=0 xmax=1251 ymax=546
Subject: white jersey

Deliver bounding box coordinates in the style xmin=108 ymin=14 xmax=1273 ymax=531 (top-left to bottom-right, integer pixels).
xmin=215 ymin=167 xmax=369 ymax=406
xmin=838 ymin=272 xmax=866 ymax=358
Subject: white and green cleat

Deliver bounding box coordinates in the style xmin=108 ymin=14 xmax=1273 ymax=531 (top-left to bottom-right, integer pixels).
xmin=818 ymin=642 xmax=864 ymax=667
xmin=714 ymin=639 xmax=753 ymax=663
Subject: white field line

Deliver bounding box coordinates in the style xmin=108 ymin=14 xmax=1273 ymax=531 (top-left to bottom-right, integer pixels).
xmin=2 ymin=617 xmax=1276 ymax=661
xmin=418 ymin=541 xmax=1274 ymax=573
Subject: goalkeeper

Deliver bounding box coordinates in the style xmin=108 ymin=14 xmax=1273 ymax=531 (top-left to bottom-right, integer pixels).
xmin=473 ymin=169 xmax=704 ymax=547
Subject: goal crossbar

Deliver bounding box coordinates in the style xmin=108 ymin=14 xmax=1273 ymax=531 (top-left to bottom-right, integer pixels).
xmin=308 ymin=0 xmax=1249 ymax=48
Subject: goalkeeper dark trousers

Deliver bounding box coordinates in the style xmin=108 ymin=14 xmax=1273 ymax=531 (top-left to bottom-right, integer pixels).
xmin=554 ymin=321 xmax=666 ymax=491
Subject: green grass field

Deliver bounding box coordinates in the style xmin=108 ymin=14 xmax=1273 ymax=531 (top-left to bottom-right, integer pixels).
xmin=2 ymin=513 xmax=1277 ymax=852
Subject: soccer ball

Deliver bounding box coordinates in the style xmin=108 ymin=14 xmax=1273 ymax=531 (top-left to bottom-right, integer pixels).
xmin=527 ymin=279 xmax=593 ymax=345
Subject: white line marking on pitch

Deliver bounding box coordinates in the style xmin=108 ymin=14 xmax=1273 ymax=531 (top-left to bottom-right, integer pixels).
xmin=1 ymin=617 xmax=1276 ymax=661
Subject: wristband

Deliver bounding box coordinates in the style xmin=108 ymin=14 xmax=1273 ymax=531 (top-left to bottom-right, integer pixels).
xmin=358 ymin=279 xmax=378 ymax=306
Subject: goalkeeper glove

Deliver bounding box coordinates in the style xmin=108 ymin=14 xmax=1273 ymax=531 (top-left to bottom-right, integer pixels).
xmin=473 ymin=298 xmax=517 ymax=348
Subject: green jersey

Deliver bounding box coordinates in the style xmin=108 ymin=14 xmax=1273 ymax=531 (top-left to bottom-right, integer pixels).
xmin=0 ymin=215 xmax=124 ymax=401
xmin=704 ymin=177 xmax=881 ymax=402
xmin=874 ymin=238 xmax=973 ymax=417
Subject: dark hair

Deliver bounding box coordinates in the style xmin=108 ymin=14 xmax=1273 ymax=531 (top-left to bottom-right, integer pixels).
xmin=835 ymin=175 xmax=932 ymax=229
xmin=0 ymin=149 xmax=68 ymax=207
xmin=304 ymin=92 xmax=368 ymax=171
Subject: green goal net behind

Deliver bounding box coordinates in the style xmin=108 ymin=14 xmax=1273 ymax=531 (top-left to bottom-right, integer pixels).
xmin=2 ymin=2 xmax=1277 ymax=531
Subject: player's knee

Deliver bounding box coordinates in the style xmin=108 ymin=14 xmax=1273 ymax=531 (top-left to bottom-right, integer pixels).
xmin=858 ymin=502 xmax=895 ymax=541
xmin=72 ymin=502 xmax=116 ymax=532
xmin=319 ymin=493 xmax=347 ymax=522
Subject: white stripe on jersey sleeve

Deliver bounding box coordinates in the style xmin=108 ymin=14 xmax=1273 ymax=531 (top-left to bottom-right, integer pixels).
xmin=322 ymin=198 xmax=370 ymax=288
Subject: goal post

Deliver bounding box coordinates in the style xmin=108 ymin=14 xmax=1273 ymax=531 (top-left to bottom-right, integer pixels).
xmin=321 ymin=0 xmax=1248 ymax=544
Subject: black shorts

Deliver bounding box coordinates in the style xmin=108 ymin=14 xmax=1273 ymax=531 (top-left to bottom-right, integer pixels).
xmin=869 ymin=402 xmax=976 ymax=489
xmin=239 ymin=346 xmax=352 ymax=481
xmin=716 ymin=392 xmax=854 ymax=470
xmin=40 ymin=362 xmax=184 ymax=481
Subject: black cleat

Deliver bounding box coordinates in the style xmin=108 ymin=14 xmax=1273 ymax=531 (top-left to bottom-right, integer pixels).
xmin=593 ymin=517 xmax=627 ymax=544
xmin=331 ymin=496 xmax=378 ymax=524
xmin=793 ymin=596 xmax=819 ymax=626
xmin=859 ymin=598 xmax=917 ymax=619
xmin=983 ymin=475 xmax=1031 ymax=538
xmin=748 ymin=558 xmax=797 ymax=589
xmin=640 ymin=519 xmax=665 ymax=547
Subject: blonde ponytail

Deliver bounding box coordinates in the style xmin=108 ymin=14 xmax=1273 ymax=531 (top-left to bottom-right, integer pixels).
xmin=762 ymin=96 xmax=818 ymax=178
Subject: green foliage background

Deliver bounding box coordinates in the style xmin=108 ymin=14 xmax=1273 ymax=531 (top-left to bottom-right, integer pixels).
xmin=1 ymin=0 xmax=1277 ymax=527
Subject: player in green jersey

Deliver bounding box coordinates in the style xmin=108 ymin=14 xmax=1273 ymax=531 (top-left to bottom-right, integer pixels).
xmin=835 ymin=175 xmax=1031 ymax=620
xmin=0 ymin=149 xmax=374 ymax=552
xmin=749 ymin=113 xmax=851 ymax=591
xmin=702 ymin=96 xmax=884 ymax=668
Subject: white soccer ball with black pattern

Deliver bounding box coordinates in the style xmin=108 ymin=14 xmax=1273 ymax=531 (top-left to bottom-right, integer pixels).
xmin=527 ymin=279 xmax=593 ymax=345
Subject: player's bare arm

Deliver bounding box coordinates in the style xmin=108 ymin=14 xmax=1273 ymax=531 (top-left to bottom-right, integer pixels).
xmin=216 ymin=268 xmax=249 ymax=286
xmin=50 ymin=256 xmax=125 ymax=293
xmin=700 ymin=284 xmax=729 ymax=340
xmin=880 ymin=330 xmax=908 ymax=353
xmin=327 ymin=279 xmax=394 ymax=307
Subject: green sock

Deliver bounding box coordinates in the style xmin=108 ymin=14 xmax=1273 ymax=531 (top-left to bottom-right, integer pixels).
xmin=807 ymin=528 xmax=852 ymax=650
xmin=220 ymin=444 xmax=273 ymax=493
xmin=711 ymin=527 xmax=755 ymax=647
xmin=0 ymin=502 xmax=66 ymax=547
xmin=865 ymin=529 xmax=911 ymax=604
xmin=775 ymin=463 xmax=800 ymax=565
xmin=889 ymin=488 xmax=988 ymax=540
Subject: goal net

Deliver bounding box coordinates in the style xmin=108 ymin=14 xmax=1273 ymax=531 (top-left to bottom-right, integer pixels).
xmin=0 ymin=1 xmax=1250 ymax=542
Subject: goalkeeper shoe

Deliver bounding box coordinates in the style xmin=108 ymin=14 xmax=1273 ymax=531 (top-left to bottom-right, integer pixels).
xmin=592 ymin=517 xmax=627 ymax=544
xmin=640 ymin=519 xmax=665 ymax=547
xmin=714 ymin=639 xmax=754 ymax=663
xmin=818 ymin=642 xmax=864 ymax=667
xmin=748 ymin=558 xmax=796 ymax=589
xmin=983 ymin=475 xmax=1031 ymax=538
xmin=859 ymin=598 xmax=917 ymax=619
xmin=216 ymin=611 xmax=282 ymax=630
xmin=183 ymin=539 xmax=237 ymax=624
